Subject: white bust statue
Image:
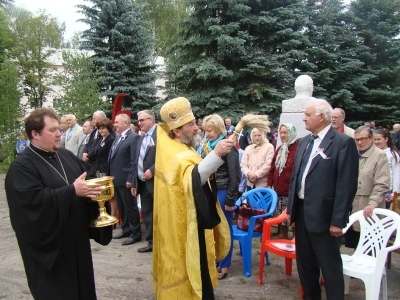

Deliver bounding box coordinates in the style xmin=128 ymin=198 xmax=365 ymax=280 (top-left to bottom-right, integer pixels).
xmin=282 ymin=75 xmax=314 ymax=112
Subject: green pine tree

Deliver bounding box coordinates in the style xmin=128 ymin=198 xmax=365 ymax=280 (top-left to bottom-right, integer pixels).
xmin=350 ymin=0 xmax=400 ymax=124
xmin=165 ymin=0 xmax=310 ymax=123
xmin=78 ymin=0 xmax=157 ymax=112
xmin=301 ymin=0 xmax=372 ymax=124
xmin=248 ymin=0 xmax=311 ymax=121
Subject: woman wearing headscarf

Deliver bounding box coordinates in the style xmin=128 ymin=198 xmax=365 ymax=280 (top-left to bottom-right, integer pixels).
xmin=241 ymin=128 xmax=274 ymax=191
xmin=267 ymin=124 xmax=299 ymax=238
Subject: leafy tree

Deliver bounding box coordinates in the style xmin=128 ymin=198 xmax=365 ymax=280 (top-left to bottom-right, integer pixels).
xmin=0 ymin=8 xmax=11 ymax=64
xmin=78 ymin=0 xmax=157 ymax=112
xmin=0 ymin=0 xmax=12 ymax=7
xmin=349 ymin=0 xmax=400 ymax=124
xmin=0 ymin=60 xmax=21 ymax=166
xmin=53 ymin=50 xmax=106 ymax=122
xmin=134 ymin=0 xmax=188 ymax=58
xmin=9 ymin=8 xmax=65 ymax=109
xmin=301 ymin=0 xmax=372 ymax=123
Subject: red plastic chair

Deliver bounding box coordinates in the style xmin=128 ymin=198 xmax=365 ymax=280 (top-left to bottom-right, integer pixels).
xmin=258 ymin=209 xmax=323 ymax=297
xmin=258 ymin=209 xmax=296 ymax=282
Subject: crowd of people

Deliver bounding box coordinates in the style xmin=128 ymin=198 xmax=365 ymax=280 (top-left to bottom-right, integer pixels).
xmin=5 ymin=96 xmax=399 ymax=300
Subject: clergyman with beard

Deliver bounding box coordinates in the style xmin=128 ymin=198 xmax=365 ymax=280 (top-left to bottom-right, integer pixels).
xmin=152 ymin=97 xmax=233 ymax=300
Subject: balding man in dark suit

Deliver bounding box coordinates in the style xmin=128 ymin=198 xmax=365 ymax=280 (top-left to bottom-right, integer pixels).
xmin=109 ymin=113 xmax=141 ymax=246
xmin=287 ymin=99 xmax=359 ymax=300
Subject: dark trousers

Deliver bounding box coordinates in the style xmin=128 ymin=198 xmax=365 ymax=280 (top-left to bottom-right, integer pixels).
xmin=137 ymin=179 xmax=153 ymax=244
xmin=295 ymin=202 xmax=344 ymax=300
xmin=114 ymin=186 xmax=141 ymax=239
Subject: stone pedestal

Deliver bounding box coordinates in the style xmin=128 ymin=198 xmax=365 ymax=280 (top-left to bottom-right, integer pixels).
xmin=276 ymin=113 xmax=310 ymax=147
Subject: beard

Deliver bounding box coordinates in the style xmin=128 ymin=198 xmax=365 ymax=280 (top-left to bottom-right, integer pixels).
xmin=181 ymin=130 xmax=202 ymax=149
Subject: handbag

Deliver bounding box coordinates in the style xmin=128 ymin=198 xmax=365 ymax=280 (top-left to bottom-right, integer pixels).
xmin=236 ymin=198 xmax=266 ymax=232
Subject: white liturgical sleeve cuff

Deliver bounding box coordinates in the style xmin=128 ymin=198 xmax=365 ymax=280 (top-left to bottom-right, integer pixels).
xmin=198 ymin=151 xmax=224 ymax=185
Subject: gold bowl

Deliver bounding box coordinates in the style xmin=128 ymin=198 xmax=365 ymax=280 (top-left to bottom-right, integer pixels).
xmin=86 ymin=176 xmax=118 ymax=227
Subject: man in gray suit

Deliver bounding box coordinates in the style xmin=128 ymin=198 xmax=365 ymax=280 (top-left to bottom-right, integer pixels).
xmin=59 ymin=116 xmax=67 ymax=148
xmin=109 ymin=113 xmax=141 ymax=246
xmin=131 ymin=110 xmax=157 ymax=253
xmin=64 ymin=114 xmax=85 ymax=156
xmin=287 ymin=99 xmax=359 ymax=300
xmin=77 ymin=121 xmax=94 ymax=160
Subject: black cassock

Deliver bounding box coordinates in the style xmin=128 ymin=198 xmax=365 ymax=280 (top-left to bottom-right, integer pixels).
xmin=5 ymin=145 xmax=112 ymax=300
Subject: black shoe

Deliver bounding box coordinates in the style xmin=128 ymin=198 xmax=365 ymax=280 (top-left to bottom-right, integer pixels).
xmin=121 ymin=237 xmax=141 ymax=246
xmin=138 ymin=244 xmax=153 ymax=253
xmin=113 ymin=232 xmax=131 ymax=239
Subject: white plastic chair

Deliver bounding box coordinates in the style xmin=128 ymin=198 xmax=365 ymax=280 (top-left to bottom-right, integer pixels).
xmin=341 ymin=208 xmax=400 ymax=300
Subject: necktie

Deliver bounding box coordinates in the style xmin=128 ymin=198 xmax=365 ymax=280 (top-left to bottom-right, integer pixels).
xmin=82 ymin=135 xmax=88 ymax=145
xmin=138 ymin=134 xmax=150 ymax=179
xmin=296 ymin=135 xmax=318 ymax=193
xmin=111 ymin=135 xmax=122 ymax=156
xmin=67 ymin=128 xmax=72 ymax=141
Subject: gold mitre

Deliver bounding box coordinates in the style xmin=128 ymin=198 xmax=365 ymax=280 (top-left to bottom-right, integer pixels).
xmin=160 ymin=97 xmax=195 ymax=130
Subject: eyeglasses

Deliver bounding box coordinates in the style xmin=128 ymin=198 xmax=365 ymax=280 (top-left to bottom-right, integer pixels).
xmin=138 ymin=117 xmax=150 ymax=123
xmin=355 ymin=137 xmax=370 ymax=143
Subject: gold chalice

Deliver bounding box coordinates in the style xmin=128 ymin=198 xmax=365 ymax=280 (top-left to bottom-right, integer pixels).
xmin=86 ymin=176 xmax=118 ymax=227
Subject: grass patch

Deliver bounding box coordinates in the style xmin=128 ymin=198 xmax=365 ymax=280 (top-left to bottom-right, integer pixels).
xmin=238 ymin=278 xmax=247 ymax=284
xmin=92 ymin=247 xmax=102 ymax=252
xmin=135 ymin=277 xmax=143 ymax=282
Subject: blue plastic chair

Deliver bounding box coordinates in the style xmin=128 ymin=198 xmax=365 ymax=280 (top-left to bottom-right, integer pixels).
xmin=233 ymin=187 xmax=277 ymax=277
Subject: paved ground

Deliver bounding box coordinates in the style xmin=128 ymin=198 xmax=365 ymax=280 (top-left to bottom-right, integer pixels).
xmin=0 ymin=173 xmax=400 ymax=299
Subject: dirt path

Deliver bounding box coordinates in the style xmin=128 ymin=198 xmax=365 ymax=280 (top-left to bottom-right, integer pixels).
xmin=0 ymin=173 xmax=399 ymax=299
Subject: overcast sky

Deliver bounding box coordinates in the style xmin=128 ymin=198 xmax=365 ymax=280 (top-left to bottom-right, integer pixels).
xmin=13 ymin=0 xmax=353 ymax=41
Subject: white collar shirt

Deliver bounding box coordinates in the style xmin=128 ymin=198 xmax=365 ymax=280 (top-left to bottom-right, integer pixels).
xmin=298 ymin=124 xmax=332 ymax=199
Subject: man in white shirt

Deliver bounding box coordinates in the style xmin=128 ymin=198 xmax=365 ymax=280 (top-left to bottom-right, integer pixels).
xmin=287 ymin=99 xmax=359 ymax=300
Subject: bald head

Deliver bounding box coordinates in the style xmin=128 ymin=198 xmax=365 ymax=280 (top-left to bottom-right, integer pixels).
xmin=114 ymin=113 xmax=131 ymax=134
xmin=65 ymin=114 xmax=77 ymax=128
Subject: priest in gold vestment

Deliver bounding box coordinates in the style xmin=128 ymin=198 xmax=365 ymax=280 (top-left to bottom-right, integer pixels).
xmin=153 ymin=97 xmax=232 ymax=300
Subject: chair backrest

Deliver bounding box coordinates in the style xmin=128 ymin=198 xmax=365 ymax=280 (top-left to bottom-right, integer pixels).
xmin=345 ymin=208 xmax=400 ymax=257
xmin=237 ymin=187 xmax=278 ymax=216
